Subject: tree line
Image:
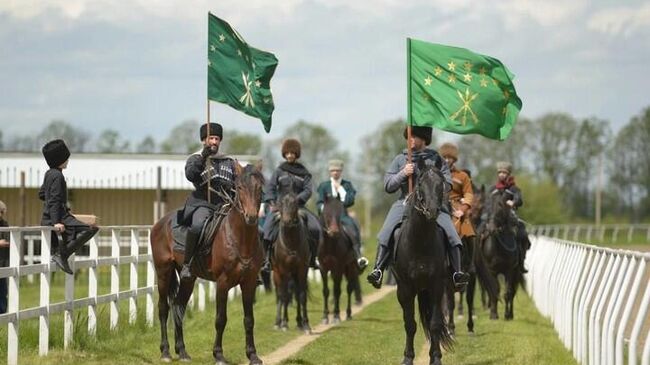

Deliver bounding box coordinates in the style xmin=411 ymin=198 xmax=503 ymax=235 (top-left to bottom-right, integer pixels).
xmin=2 ymin=106 xmax=648 ymax=223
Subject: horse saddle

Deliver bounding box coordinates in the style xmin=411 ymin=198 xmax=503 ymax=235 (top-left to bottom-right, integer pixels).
xmin=171 ymin=209 xmax=226 ymax=257
xmin=494 ymin=229 xmax=518 ymax=254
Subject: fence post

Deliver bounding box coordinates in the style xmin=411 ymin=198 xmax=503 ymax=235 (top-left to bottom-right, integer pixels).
xmin=64 ymin=262 xmax=74 ymax=349
xmin=88 ymin=235 xmax=98 ymax=336
xmin=626 ymin=226 xmax=634 ymax=243
xmin=129 ymin=229 xmax=138 ymax=324
xmin=628 ymin=279 xmax=650 ymax=365
xmin=146 ymin=230 xmax=154 ymax=327
xmin=110 ymin=229 xmax=120 ymax=330
xmin=7 ymin=230 xmax=21 ymax=365
xmin=612 ymin=226 xmax=620 ymax=243
xmin=198 ymin=280 xmax=206 ymax=311
xmin=39 ymin=229 xmax=51 ymax=356
xmin=615 ymin=259 xmax=646 ymax=365
xmin=27 ymin=237 xmax=34 ymax=284
xmin=573 ymin=226 xmax=581 ymax=241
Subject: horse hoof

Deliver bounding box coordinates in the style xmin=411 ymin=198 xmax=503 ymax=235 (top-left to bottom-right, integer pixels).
xmin=332 ymin=317 xmax=340 ymax=325
xmin=249 ymin=359 xmax=263 ymax=365
xmin=321 ymin=318 xmax=329 ymax=325
xmin=216 ymin=361 xmax=229 ymax=365
xmin=490 ymin=313 xmax=498 ymax=320
xmin=160 ymin=356 xmax=172 ymax=363
xmin=400 ymin=357 xmax=414 ymax=365
xmin=346 ymin=315 xmax=352 ymax=321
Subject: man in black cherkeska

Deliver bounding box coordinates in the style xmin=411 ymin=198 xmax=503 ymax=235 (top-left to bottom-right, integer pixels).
xmin=261 ymin=139 xmax=322 ymax=272
xmin=179 ymin=122 xmax=237 ymax=280
xmin=39 ymin=139 xmax=99 ymax=275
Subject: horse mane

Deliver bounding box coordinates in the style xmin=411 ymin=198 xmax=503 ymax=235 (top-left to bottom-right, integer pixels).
xmin=238 ymin=164 xmax=265 ymax=186
xmin=487 ymin=189 xmax=513 ymax=229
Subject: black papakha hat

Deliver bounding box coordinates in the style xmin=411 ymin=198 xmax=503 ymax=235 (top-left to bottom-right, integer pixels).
xmin=200 ymin=123 xmax=223 ymax=141
xmin=403 ymin=126 xmax=432 ymax=145
xmin=42 ymin=139 xmax=71 ymax=168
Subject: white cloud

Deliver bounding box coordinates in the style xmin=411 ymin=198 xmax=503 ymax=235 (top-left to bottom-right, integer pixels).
xmin=588 ymin=3 xmax=650 ymax=37
xmin=496 ymin=0 xmax=587 ymax=29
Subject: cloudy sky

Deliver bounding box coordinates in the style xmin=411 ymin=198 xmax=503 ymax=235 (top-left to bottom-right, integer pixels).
xmin=1 ymin=0 xmax=649 ymax=151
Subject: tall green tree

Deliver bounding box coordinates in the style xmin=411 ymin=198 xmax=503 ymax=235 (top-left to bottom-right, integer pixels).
xmin=160 ymin=120 xmax=202 ymax=154
xmin=220 ymin=131 xmax=262 ymax=156
xmin=38 ymin=120 xmax=90 ymax=152
xmin=281 ymin=120 xmax=341 ymax=183
xmin=97 ymin=129 xmax=131 ymax=153
xmin=136 ymin=136 xmax=156 ymax=154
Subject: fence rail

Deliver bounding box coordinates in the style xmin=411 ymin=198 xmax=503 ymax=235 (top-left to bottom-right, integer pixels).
xmin=529 ymin=224 xmax=650 ymax=244
xmin=0 ymin=225 xmax=270 ymax=365
xmin=526 ymin=235 xmax=650 ymax=365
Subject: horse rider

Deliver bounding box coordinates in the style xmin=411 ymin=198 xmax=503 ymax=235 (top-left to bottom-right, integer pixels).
xmin=261 ymin=138 xmax=322 ymax=272
xmin=366 ymin=126 xmax=470 ymax=289
xmin=485 ymin=161 xmax=531 ymax=273
xmin=316 ymin=159 xmax=369 ymax=271
xmin=39 ymin=139 xmax=99 ymax=274
xmin=440 ymin=142 xmax=476 ymax=273
xmin=179 ymin=122 xmax=237 ymax=280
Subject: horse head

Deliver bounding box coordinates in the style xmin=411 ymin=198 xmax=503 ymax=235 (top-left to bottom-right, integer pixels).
xmin=279 ymin=192 xmax=300 ymax=226
xmin=234 ymin=163 xmax=265 ymax=226
xmin=321 ymin=194 xmax=344 ymax=237
xmin=487 ymin=189 xmax=513 ymax=231
xmin=411 ymin=162 xmax=445 ymax=221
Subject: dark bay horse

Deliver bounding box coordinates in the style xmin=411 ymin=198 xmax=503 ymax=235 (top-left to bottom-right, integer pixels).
xmin=318 ymin=195 xmax=360 ymax=324
xmin=272 ymin=192 xmax=311 ymax=334
xmin=150 ymin=164 xmax=265 ymax=365
xmin=477 ymin=189 xmax=523 ymax=320
xmin=393 ymin=163 xmax=453 ymax=365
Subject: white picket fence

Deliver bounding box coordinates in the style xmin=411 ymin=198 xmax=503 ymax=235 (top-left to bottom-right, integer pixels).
xmin=0 ymin=225 xmax=254 ymax=365
xmin=527 ymin=235 xmax=650 ymax=365
xmin=530 ymin=224 xmax=650 ymax=244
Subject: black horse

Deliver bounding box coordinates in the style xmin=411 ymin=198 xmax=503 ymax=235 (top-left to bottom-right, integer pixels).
xmin=476 ymin=189 xmax=523 ymax=320
xmin=392 ymin=163 xmax=454 ymax=365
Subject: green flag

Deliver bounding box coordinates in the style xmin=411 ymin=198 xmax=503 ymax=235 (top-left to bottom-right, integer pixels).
xmin=408 ymin=39 xmax=522 ymax=140
xmin=208 ymin=13 xmax=278 ymax=132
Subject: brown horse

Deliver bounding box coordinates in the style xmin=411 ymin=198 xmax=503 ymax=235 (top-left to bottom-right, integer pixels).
xmin=150 ymin=164 xmax=265 ymax=365
xmin=318 ymin=195 xmax=360 ymax=324
xmin=272 ymin=192 xmax=312 ymax=333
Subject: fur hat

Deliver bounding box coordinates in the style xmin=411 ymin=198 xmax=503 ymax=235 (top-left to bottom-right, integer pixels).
xmin=403 ymin=126 xmax=432 ymax=145
xmin=439 ymin=142 xmax=459 ymax=161
xmin=328 ymin=159 xmax=344 ymax=171
xmin=496 ymin=161 xmax=513 ymax=174
xmin=281 ymin=138 xmax=301 ymax=158
xmin=199 ymin=123 xmax=223 ymax=141
xmin=42 ymin=139 xmax=71 ymax=168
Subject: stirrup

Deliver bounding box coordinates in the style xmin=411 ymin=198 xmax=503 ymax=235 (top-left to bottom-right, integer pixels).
xmin=179 ymin=264 xmax=192 ymax=279
xmin=357 ymin=257 xmax=369 ymax=272
xmin=367 ymin=269 xmax=383 ymax=289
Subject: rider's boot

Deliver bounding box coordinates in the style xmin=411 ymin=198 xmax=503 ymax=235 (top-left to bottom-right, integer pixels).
xmin=366 ymin=245 xmax=391 ymax=289
xmin=180 ymin=231 xmax=199 ymax=280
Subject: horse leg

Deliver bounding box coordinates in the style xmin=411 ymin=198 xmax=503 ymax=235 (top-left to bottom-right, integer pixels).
xmin=156 ymin=268 xmax=173 ymax=362
xmin=429 ymin=287 xmax=446 ymax=365
xmin=505 ymin=272 xmax=515 ymax=320
xmin=397 ymin=286 xmax=416 ymax=365
xmin=332 ymin=272 xmax=342 ymax=324
xmin=213 ymin=285 xmax=229 ymax=365
xmin=466 ymin=273 xmax=476 ymax=334
xmin=353 ymin=274 xmax=363 ymax=305
xmin=345 ymin=273 xmax=354 ymax=320
xmin=173 ymin=277 xmax=196 ymax=362
xmin=489 ymin=271 xmax=500 ymax=320
xmin=321 ymin=269 xmax=330 ymax=325
xmin=241 ymin=282 xmax=262 ymax=365
xmin=298 ymin=274 xmax=311 ymax=334
xmin=446 ymin=285 xmax=456 ymax=337
xmin=457 ymin=291 xmax=464 ymax=316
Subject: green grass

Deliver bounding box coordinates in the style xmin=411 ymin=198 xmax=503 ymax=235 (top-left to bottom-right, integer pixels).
xmin=279 ymin=289 xmax=577 ymax=365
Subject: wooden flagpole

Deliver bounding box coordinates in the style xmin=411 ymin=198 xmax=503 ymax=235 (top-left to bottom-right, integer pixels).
xmin=406 ymin=38 xmax=413 ymax=194
xmin=206 ymin=98 xmax=211 ymax=204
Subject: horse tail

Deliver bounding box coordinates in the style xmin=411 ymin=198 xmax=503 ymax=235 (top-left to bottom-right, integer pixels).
xmin=168 ymin=270 xmax=185 ymax=324
xmin=417 ymin=290 xmax=454 ymax=351
xmin=474 ymin=235 xmax=499 ymax=304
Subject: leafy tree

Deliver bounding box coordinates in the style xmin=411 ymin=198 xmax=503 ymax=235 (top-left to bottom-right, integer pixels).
xmin=220 ymin=131 xmax=262 ymax=155
xmin=96 ymin=129 xmax=131 ymax=153
xmin=37 ymin=120 xmax=91 ymax=152
xmin=517 ymin=175 xmax=567 ymax=224
xmin=281 ymin=120 xmax=342 ymax=183
xmin=160 ymin=120 xmax=202 ymax=154
xmin=136 ymin=136 xmax=156 ymax=153
xmin=6 ymin=135 xmax=36 ymax=152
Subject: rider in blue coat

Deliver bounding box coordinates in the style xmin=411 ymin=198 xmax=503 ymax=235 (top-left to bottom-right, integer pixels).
xmin=366 ymin=126 xmax=470 ymax=289
xmin=316 ymin=159 xmax=368 ymax=271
